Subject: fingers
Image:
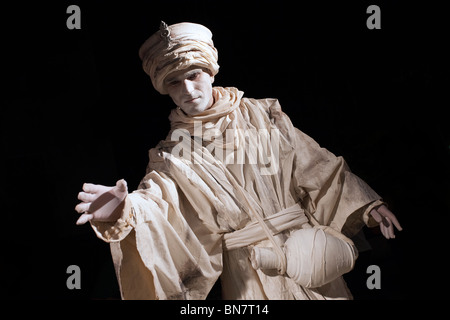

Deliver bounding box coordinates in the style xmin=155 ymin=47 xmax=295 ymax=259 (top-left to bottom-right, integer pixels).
xmin=82 ymin=183 xmax=97 ymax=193
xmin=75 ymin=181 xmax=119 ymax=225
xmin=371 ymin=209 xmax=390 ymax=238
xmin=372 ymin=205 xmax=403 ymax=239
xmin=82 ymin=183 xmax=110 ymax=194
xmin=380 ymin=216 xmax=395 ymax=239
xmin=76 ymin=213 xmax=94 ymax=225
xmin=369 ymin=206 xmax=403 ymax=239
xmin=77 ymin=191 xmax=96 ymax=203
xmin=377 ymin=205 xmax=403 ymax=231
xmin=379 ymin=223 xmax=390 ymax=239
xmin=369 ymin=209 xmax=383 ymax=224
xmin=75 ymin=202 xmax=90 ymax=213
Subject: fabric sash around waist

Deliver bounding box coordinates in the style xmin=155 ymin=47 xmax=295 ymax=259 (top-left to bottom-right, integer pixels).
xmin=223 ymin=203 xmax=308 ymax=251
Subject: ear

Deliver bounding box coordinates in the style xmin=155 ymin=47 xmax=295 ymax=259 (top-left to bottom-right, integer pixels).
xmin=210 ymin=75 xmax=215 ymax=84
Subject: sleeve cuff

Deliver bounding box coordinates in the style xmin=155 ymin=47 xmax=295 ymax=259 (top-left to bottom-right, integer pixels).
xmin=90 ymin=196 xmax=136 ymax=243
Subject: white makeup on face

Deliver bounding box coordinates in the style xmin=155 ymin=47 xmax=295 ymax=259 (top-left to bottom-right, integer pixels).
xmin=165 ymin=67 xmax=214 ymax=115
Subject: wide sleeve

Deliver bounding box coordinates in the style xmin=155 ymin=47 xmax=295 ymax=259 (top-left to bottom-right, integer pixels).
xmin=90 ymin=170 xmax=222 ymax=300
xmin=268 ymin=100 xmax=382 ymax=238
xmin=291 ymin=128 xmax=383 ymax=236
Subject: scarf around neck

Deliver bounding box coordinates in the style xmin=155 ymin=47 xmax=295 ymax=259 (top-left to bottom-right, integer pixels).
xmin=168 ymin=87 xmax=244 ymax=137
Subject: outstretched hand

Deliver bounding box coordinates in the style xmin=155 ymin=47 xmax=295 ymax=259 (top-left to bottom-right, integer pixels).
xmin=75 ymin=179 xmax=128 ymax=225
xmin=369 ymin=205 xmax=403 ymax=239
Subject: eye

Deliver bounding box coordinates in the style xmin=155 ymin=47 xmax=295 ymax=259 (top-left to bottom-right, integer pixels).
xmin=168 ymin=80 xmax=180 ymax=87
xmin=187 ymin=72 xmax=200 ymax=81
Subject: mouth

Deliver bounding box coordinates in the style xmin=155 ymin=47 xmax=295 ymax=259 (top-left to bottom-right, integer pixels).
xmin=184 ymin=96 xmax=200 ymax=103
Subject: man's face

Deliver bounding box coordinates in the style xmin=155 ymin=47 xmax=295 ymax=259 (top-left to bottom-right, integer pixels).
xmin=165 ymin=67 xmax=214 ymax=115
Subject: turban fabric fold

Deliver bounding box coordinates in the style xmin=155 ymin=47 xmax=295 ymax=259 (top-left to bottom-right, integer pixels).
xmin=139 ymin=22 xmax=220 ymax=95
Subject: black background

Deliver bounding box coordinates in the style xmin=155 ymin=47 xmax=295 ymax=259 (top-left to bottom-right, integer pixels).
xmin=2 ymin=0 xmax=449 ymax=301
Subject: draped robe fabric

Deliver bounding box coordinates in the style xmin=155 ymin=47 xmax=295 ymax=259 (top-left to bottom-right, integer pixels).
xmin=91 ymin=87 xmax=382 ymax=300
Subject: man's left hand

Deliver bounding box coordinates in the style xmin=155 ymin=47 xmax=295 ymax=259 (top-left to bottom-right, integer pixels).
xmin=369 ymin=205 xmax=403 ymax=239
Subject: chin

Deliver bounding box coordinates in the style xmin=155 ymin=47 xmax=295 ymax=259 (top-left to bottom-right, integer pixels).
xmin=182 ymin=103 xmax=209 ymax=115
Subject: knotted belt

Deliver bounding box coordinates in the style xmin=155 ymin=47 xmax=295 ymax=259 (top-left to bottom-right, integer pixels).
xmin=223 ymin=203 xmax=309 ymax=251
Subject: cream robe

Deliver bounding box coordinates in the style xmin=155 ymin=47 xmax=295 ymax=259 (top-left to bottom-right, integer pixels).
xmin=91 ymin=87 xmax=382 ymax=300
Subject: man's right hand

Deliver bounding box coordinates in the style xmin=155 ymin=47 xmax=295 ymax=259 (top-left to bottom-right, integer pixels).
xmin=75 ymin=179 xmax=128 ymax=225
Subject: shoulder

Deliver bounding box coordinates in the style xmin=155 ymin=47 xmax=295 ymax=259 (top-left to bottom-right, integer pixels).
xmin=242 ymin=96 xmax=293 ymax=126
xmin=242 ymin=97 xmax=281 ymax=115
xmin=242 ymin=96 xmax=297 ymax=144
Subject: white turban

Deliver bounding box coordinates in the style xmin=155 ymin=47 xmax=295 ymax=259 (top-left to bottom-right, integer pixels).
xmin=138 ymin=21 xmax=220 ymax=95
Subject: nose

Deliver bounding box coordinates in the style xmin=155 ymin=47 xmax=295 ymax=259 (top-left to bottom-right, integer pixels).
xmin=181 ymin=79 xmax=195 ymax=95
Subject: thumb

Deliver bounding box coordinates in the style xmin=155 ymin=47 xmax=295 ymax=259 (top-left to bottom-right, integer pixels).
xmin=116 ymin=179 xmax=128 ymax=193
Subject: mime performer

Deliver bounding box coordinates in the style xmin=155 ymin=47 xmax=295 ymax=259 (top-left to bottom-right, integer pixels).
xmin=75 ymin=22 xmax=402 ymax=300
